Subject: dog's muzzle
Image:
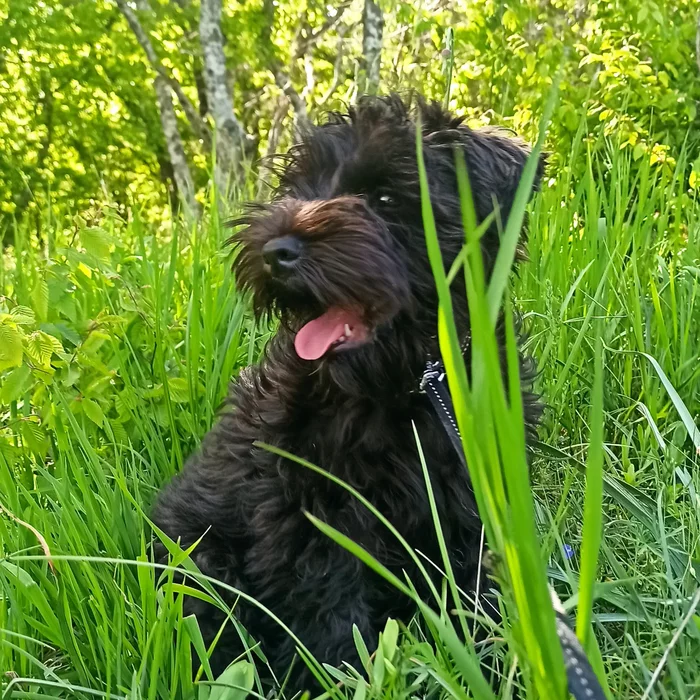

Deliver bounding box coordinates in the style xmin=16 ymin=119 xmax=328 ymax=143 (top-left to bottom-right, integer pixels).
xmin=261 ymin=235 xmax=304 ymax=279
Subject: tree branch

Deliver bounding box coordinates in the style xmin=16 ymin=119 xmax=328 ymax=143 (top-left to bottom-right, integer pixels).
xmin=272 ymin=66 xmax=309 ymax=128
xmin=262 ymin=0 xmax=310 ymax=129
xmin=153 ymin=74 xmax=200 ymax=219
xmin=257 ymin=94 xmax=290 ymax=196
xmin=292 ymin=0 xmax=353 ymax=60
xmin=319 ymin=21 xmax=353 ymax=105
xmin=115 ymin=0 xmax=211 ymax=150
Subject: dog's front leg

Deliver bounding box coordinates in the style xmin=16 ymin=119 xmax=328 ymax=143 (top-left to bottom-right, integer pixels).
xmin=252 ymin=538 xmax=383 ymax=692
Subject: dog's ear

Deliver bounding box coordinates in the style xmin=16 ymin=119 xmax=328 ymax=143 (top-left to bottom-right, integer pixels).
xmin=417 ymin=100 xmax=545 ymax=228
xmin=456 ymin=127 xmax=546 ymax=228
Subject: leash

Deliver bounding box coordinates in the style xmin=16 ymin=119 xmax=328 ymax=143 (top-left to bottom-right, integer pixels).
xmin=420 ymin=358 xmax=607 ymax=700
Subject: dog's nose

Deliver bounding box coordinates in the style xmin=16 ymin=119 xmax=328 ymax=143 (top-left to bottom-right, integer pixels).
xmin=262 ymin=236 xmax=303 ymax=276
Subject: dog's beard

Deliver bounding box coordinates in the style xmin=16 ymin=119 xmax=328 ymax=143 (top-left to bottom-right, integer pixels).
xmin=323 ymin=315 xmax=444 ymax=401
xmin=274 ymin=298 xmax=437 ymax=401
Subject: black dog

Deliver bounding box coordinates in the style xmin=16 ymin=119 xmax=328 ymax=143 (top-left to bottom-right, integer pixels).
xmin=152 ymin=94 xmax=544 ymax=689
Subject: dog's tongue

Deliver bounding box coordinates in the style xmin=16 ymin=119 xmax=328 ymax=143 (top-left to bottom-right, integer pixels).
xmin=294 ymin=307 xmax=364 ymax=361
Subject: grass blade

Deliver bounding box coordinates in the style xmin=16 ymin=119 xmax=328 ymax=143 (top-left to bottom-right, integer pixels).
xmin=575 ymin=334 xmax=605 ymax=653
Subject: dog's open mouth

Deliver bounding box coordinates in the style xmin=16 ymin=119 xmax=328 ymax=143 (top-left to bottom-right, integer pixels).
xmin=294 ymin=306 xmax=370 ymax=360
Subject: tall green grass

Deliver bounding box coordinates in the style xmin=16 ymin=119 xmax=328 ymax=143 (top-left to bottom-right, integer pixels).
xmin=2 ymin=121 xmax=700 ymax=699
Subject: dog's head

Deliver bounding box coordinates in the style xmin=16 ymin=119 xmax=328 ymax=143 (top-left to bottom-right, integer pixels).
xmin=232 ymin=95 xmax=545 ymax=391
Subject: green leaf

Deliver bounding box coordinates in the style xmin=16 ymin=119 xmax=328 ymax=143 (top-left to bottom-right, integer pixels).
xmin=372 ymin=635 xmax=386 ymax=687
xmin=32 ymin=277 xmax=49 ymax=322
xmin=0 ymin=364 xmax=32 ymax=404
xmin=353 ymin=624 xmax=372 ymax=674
xmin=9 ymin=305 xmax=36 ymax=325
xmin=0 ymin=325 xmax=24 ymax=371
xmin=352 ymin=679 xmax=367 ymax=700
xmin=374 ymin=618 xmax=398 ymax=683
xmin=25 ymin=330 xmax=63 ymax=368
xmin=79 ymin=330 xmax=109 ymax=356
xmin=0 ymin=560 xmax=61 ymax=644
xmin=82 ymin=398 xmax=104 ymax=427
xmin=0 ymin=560 xmax=37 ymax=588
xmin=208 ymin=660 xmax=255 ymax=700
xmin=0 ymin=436 xmax=20 ymax=463
xmin=380 ymin=619 xmax=399 ymax=665
xmin=637 ymin=352 xmax=700 ymax=452
xmin=167 ymin=376 xmax=190 ymax=403
xmin=501 ymin=8 xmax=518 ymax=31
xmin=80 ymin=226 xmax=112 ymax=261
xmin=20 ymin=420 xmax=49 ymax=456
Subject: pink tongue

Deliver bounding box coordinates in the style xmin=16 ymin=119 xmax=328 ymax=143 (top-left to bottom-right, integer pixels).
xmin=294 ymin=307 xmax=364 ymax=361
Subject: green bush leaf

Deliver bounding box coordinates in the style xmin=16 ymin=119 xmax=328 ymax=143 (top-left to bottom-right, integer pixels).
xmin=9 ymin=305 xmax=36 ymax=325
xmin=167 ymin=376 xmax=190 ymax=403
xmin=80 ymin=227 xmax=112 ymax=261
xmin=0 ymin=364 xmax=32 ymax=404
xmin=32 ymin=278 xmax=49 ymax=322
xmin=0 ymin=325 xmax=24 ymax=371
xmin=82 ymin=398 xmax=104 ymax=427
xmin=207 ymin=660 xmax=255 ymax=700
xmin=20 ymin=420 xmax=49 ymax=456
xmin=25 ymin=331 xmax=63 ymax=368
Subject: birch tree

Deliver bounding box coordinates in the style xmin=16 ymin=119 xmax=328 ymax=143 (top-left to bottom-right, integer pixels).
xmin=115 ymin=0 xmax=211 ymax=151
xmin=362 ymin=0 xmax=383 ymax=95
xmin=199 ymin=0 xmax=250 ymax=195
xmin=115 ymin=0 xmax=201 ymax=216
xmin=153 ymin=75 xmax=200 ymax=219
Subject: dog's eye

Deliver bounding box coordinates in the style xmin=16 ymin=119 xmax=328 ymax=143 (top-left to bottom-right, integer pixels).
xmin=379 ymin=194 xmax=394 ymax=205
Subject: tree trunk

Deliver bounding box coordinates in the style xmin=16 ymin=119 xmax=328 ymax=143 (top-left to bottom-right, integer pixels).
xmin=199 ymin=0 xmax=249 ymax=196
xmin=362 ymin=0 xmax=383 ymax=95
xmin=154 ymin=75 xmax=199 ymax=219
xmin=116 ymin=0 xmax=212 ymax=151
xmin=194 ymin=66 xmax=209 ymax=117
xmin=272 ymin=68 xmax=309 ymax=130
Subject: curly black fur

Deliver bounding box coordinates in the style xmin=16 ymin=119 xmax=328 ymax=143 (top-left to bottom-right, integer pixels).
xmin=152 ymin=94 xmax=545 ymax=690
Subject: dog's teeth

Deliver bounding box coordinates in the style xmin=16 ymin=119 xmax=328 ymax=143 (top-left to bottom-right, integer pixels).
xmin=344 ymin=324 xmax=353 ymax=337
